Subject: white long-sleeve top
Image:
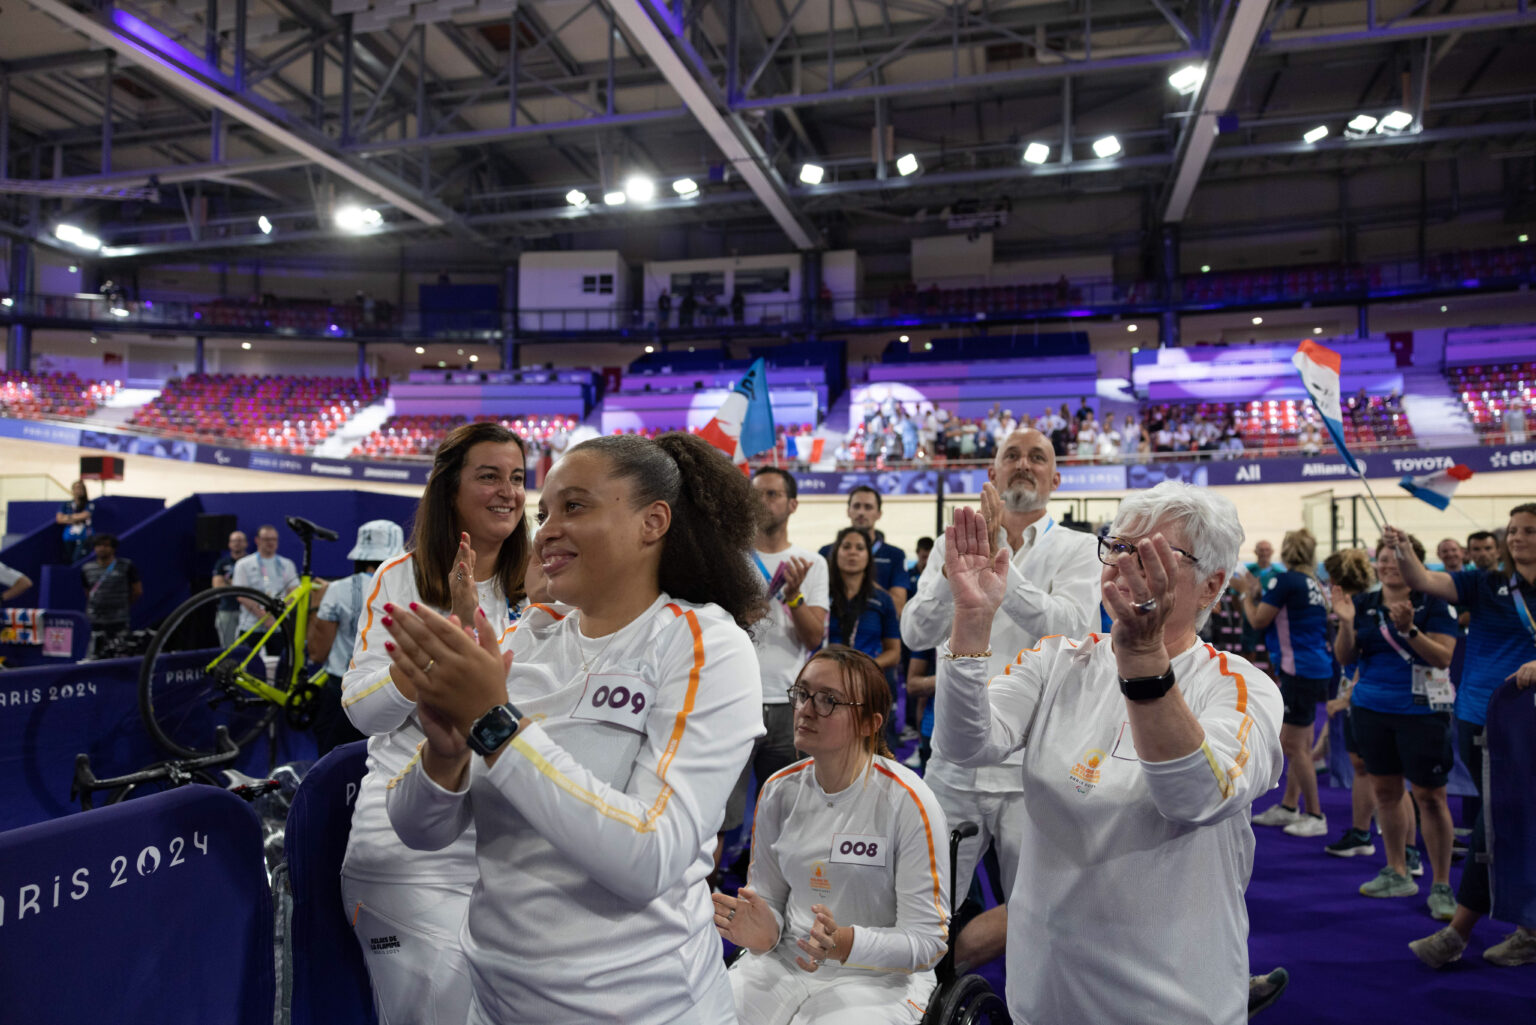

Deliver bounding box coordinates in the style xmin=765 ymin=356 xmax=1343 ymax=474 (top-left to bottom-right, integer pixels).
xmin=934 ymin=633 xmax=1284 ymax=1025
xmin=900 ymin=518 xmax=1100 ymax=792
xmin=339 ymin=552 xmax=516 ymax=885
xmin=746 ymin=755 xmax=950 ymax=978
xmin=386 ymin=594 xmax=764 ymax=1025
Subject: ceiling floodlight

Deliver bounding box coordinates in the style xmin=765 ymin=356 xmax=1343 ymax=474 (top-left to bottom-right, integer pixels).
xmin=1346 ymin=114 xmax=1378 ymax=135
xmin=565 ymin=189 xmax=590 ymax=208
xmin=603 ymin=190 xmax=627 ymax=206
xmin=895 ymin=153 xmax=921 ymax=176
xmin=1022 ymin=142 xmax=1050 ymax=165
xmin=1303 ymin=125 xmax=1329 ymax=144
xmin=257 ymin=215 xmax=273 ymax=234
xmin=1201 ymin=264 xmax=1212 ymax=273
xmin=1127 ymin=324 xmax=1138 ymax=332
xmin=1520 ymin=234 xmax=1530 ymax=243
xmin=898 ymin=334 xmax=910 ymax=343
xmin=624 ymin=176 xmax=655 ymax=203
xmin=673 ymin=178 xmax=699 ymax=196
xmin=414 ymin=346 xmax=425 ymax=354
xmin=110 ymin=307 xmax=129 ymax=317
xmin=1377 ymin=110 xmax=1414 ymax=132
xmin=799 ymin=163 xmax=826 ymax=185
xmin=0 ymin=298 xmax=11 ymax=307
xmin=55 ymin=224 xmax=83 ymax=243
xmin=1313 ymin=327 xmax=1324 ymax=335
xmin=241 ymin=341 xmax=252 ymax=350
xmin=1251 ymin=316 xmax=1263 ymax=325
xmin=1092 ymin=135 xmax=1122 ymax=159
xmin=334 ymin=205 xmax=381 ymax=231
xmin=1167 ymin=65 xmax=1205 ymax=95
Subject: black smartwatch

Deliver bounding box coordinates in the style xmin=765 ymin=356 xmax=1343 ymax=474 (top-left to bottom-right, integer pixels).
xmin=1407 ymin=626 xmax=1422 ymax=639
xmin=467 ymin=702 xmax=525 ymax=757
xmin=1119 ymin=666 xmax=1177 ymax=702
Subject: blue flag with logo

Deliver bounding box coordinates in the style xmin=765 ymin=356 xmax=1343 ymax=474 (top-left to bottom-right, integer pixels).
xmin=735 ymin=358 xmax=777 ymax=459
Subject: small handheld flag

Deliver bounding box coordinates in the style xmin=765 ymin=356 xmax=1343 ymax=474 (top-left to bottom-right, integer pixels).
xmin=1291 ymin=339 xmax=1358 ymax=474
xmin=1292 ymin=339 xmax=1391 ymax=532
xmin=1399 ymin=464 xmax=1473 ymax=511
xmin=698 ymin=358 xmax=776 ymax=470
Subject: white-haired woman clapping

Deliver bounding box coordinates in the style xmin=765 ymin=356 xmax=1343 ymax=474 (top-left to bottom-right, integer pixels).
xmin=936 ymin=480 xmax=1284 ymax=1025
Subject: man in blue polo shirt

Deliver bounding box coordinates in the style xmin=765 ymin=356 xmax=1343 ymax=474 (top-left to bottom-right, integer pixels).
xmin=819 ymin=484 xmax=911 ymax=611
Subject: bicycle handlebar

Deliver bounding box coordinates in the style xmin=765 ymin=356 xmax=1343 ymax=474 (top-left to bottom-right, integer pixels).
xmin=71 ymin=726 xmax=243 ymax=810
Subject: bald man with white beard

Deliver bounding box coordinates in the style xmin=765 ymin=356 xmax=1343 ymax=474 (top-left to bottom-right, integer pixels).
xmin=901 ymin=428 xmax=1102 ymax=900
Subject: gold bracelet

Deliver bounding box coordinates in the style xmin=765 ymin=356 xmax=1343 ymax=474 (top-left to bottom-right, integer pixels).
xmin=943 ymin=648 xmax=992 ymax=660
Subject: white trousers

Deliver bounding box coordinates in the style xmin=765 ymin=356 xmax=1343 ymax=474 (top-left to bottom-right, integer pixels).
xmin=467 ymin=962 xmax=739 ymax=1025
xmin=729 ymin=952 xmax=934 ymax=1025
xmin=924 ymin=776 xmax=1027 ymax=904
xmin=339 ymin=874 xmax=473 ymax=1025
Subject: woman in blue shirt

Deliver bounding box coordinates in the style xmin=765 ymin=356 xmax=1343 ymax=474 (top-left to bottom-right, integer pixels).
xmin=1332 ymin=533 xmax=1459 ymax=916
xmin=1239 ymin=528 xmax=1334 ymax=837
xmin=825 ymin=527 xmax=901 ymax=670
xmin=1386 ymin=508 xmax=1536 ymax=969
xmin=54 ymin=479 xmax=95 ymax=561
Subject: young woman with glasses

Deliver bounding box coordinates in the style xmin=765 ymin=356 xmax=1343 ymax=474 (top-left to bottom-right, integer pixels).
xmin=714 ymin=645 xmax=950 ymax=1025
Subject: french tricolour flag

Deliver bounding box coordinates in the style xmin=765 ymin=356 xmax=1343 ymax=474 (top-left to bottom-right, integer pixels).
xmin=1292 ymin=339 xmax=1360 ymax=475
xmin=698 ymin=358 xmax=776 ymax=472
xmin=1399 ymin=464 xmax=1473 ymax=511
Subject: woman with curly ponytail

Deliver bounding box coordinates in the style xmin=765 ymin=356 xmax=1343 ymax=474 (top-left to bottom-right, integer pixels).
xmin=378 ymin=431 xmax=766 ymax=1025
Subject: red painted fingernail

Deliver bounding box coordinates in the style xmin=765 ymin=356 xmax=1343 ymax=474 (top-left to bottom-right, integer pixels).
xmin=384 ymin=641 xmax=395 ymax=652
xmin=409 ymin=602 xmax=419 ymax=611
xmin=383 ymin=602 xmax=394 ymax=613
xmin=477 ymin=608 xmax=486 ymax=618
xmin=382 ymin=616 xmax=393 ymax=627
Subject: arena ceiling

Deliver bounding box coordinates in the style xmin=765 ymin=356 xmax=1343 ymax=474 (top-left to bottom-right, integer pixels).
xmin=2 ymin=0 xmax=1534 ymax=266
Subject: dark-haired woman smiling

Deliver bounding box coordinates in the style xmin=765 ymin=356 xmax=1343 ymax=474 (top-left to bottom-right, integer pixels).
xmin=340 ymin=421 xmax=530 ymax=1025
xmin=826 ymin=527 xmax=902 ymax=670
xmin=382 ymin=432 xmax=767 ymax=1025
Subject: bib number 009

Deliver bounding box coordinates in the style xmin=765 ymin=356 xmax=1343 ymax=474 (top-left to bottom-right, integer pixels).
xmin=590 ymin=684 xmax=646 ymax=716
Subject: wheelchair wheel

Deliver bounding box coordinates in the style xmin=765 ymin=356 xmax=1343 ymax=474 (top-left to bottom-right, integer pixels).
xmin=139 ymin=586 xmax=292 ymax=758
xmin=923 ymin=972 xmax=1010 ymax=1025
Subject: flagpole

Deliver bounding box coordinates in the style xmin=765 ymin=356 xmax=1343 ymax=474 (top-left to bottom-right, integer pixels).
xmin=1356 ymin=470 xmax=1391 ymax=538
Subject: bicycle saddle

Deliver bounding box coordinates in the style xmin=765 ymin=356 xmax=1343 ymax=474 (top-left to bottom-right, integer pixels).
xmin=286 ymin=515 xmax=339 ymax=542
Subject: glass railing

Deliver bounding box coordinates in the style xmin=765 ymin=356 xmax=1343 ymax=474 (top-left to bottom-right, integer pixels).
xmin=2 ymin=249 xmax=1531 ymax=340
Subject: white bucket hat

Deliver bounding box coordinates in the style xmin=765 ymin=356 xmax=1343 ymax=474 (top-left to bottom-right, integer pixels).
xmin=348 ymin=519 xmax=406 ymax=562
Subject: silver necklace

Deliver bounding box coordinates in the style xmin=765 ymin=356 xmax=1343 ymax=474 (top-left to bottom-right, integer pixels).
xmin=570 ymin=616 xmax=623 ymax=673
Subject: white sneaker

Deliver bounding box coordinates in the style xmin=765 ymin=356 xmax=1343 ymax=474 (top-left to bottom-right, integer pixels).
xmin=902 ymin=748 xmax=924 ymax=769
xmin=1283 ymin=814 xmax=1329 ymax=838
xmin=1252 ymin=804 xmax=1302 ymax=827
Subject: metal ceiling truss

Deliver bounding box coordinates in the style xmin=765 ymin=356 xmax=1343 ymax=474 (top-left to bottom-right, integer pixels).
xmin=3 ymin=0 xmax=1534 ymax=259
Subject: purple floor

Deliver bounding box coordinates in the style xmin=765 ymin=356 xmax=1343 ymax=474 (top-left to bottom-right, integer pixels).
xmin=1244 ymin=784 xmax=1535 ymax=1024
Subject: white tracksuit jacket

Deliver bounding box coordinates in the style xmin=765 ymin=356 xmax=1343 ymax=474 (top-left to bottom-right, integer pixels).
xmin=386 ymin=594 xmax=764 ymax=1025
xmin=935 ymin=633 xmax=1283 ymax=1025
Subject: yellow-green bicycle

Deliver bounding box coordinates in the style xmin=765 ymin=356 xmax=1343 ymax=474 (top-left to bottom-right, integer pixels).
xmin=137 ymin=516 xmax=338 ymax=758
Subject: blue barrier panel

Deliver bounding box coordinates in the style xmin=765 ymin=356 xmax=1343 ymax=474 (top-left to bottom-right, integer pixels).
xmin=0 ymin=786 xmax=274 ymax=1025
xmin=1486 ymin=680 xmax=1536 ymax=928
xmin=6 ymin=499 xmax=64 ymax=535
xmin=0 ymin=655 xmax=316 ymax=832
xmin=285 ymin=741 xmax=377 ymax=1025
xmin=0 ymin=610 xmax=91 ymax=666
xmin=195 ymin=491 xmax=419 ymax=582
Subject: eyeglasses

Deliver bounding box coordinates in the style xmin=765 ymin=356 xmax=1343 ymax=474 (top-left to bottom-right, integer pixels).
xmin=1097 ymin=535 xmax=1198 ymax=568
xmin=786 ymin=686 xmax=863 ymax=718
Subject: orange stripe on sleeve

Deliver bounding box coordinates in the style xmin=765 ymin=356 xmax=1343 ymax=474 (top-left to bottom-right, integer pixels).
xmin=872 ymin=764 xmax=949 ymax=937
xmin=637 ymin=604 xmax=708 ymax=827
xmin=357 ymin=552 xmax=413 ymax=654
xmin=1205 ymin=644 xmax=1256 ymax=786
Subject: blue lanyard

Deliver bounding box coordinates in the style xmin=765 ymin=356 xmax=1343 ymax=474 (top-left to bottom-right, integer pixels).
xmin=1511 ymin=575 xmax=1536 ymax=644
xmin=751 ymin=552 xmax=772 ymax=583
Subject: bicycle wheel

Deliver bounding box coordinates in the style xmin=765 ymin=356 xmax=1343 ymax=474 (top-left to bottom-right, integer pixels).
xmin=105 ymin=768 xmax=222 ymax=804
xmin=139 ymin=586 xmax=294 ymax=758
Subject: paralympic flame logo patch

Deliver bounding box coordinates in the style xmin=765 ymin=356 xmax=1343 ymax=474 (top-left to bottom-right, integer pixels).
xmin=1068 ymin=748 xmax=1107 ymax=795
